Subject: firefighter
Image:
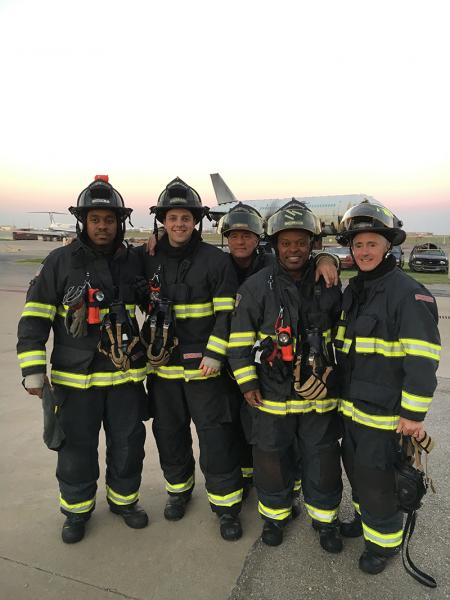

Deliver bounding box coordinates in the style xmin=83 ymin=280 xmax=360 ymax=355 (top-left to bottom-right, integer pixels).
xmin=17 ymin=176 xmax=149 ymax=544
xmin=140 ymin=177 xmax=243 ymax=541
xmin=335 ymin=201 xmax=441 ymax=574
xmin=218 ymin=203 xmax=340 ymax=503
xmin=228 ymin=200 xmax=343 ymax=548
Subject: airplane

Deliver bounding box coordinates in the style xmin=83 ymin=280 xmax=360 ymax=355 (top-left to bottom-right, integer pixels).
xmin=29 ymin=212 xmax=77 ymax=236
xmin=208 ymin=173 xmax=400 ymax=236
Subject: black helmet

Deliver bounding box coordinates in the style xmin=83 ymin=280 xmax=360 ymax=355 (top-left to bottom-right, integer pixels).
xmin=217 ymin=202 xmax=265 ymax=237
xmin=266 ymin=199 xmax=321 ymax=238
xmin=69 ymin=175 xmax=132 ymax=221
xmin=337 ymin=200 xmax=405 ymax=246
xmin=151 ymin=177 xmax=208 ymax=224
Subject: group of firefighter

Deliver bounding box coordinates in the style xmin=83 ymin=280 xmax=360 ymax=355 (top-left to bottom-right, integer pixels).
xmin=17 ymin=175 xmax=440 ymax=576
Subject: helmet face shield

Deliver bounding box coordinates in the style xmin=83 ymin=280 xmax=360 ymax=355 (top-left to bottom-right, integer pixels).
xmin=266 ymin=200 xmax=321 ymax=238
xmin=217 ymin=203 xmax=264 ymax=237
xmin=337 ymin=201 xmax=405 ymax=246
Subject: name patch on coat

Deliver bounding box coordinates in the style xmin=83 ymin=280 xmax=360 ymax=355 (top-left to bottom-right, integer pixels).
xmin=415 ymin=294 xmax=434 ymax=303
xmin=183 ymin=352 xmax=203 ymax=359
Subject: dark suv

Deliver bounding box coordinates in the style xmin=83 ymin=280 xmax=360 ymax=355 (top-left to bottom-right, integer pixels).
xmin=409 ymin=243 xmax=448 ymax=273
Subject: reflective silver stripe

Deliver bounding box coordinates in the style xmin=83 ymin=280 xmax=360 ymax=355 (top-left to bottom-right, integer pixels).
xmin=174 ymin=303 xmax=214 ymax=319
xmin=165 ymin=475 xmax=195 ymax=493
xmin=212 ymin=297 xmax=235 ymax=312
xmin=207 ymin=489 xmax=243 ymax=507
xmin=233 ymin=366 xmax=257 ymax=384
xmin=362 ymin=522 xmax=403 ymax=548
xmin=355 ymin=337 xmax=405 ymax=357
xmin=339 ymin=399 xmax=399 ymax=430
xmin=400 ymin=338 xmax=441 ymax=361
xmin=153 ymin=366 xmax=220 ymax=381
xmin=206 ymin=335 xmax=228 ymax=355
xmin=106 ymin=485 xmax=139 ymax=506
xmin=51 ymin=368 xmax=147 ymax=388
xmin=305 ymin=503 xmax=338 ymax=523
xmin=228 ymin=332 xmax=256 ymax=347
xmin=336 ymin=339 xmax=352 ymax=353
xmin=60 ymin=495 xmax=95 ymax=514
xmin=22 ymin=302 xmax=56 ymax=320
xmin=401 ymin=390 xmax=432 ymax=412
xmin=17 ymin=350 xmax=46 ymax=368
xmin=258 ymin=501 xmax=291 ymax=521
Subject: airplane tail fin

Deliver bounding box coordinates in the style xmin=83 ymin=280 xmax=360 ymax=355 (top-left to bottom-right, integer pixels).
xmin=210 ymin=173 xmax=238 ymax=204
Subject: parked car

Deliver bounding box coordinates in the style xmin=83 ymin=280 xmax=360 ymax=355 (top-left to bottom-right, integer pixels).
xmin=326 ymin=245 xmax=354 ymax=269
xmin=408 ymin=243 xmax=448 ymax=273
xmin=389 ymin=245 xmax=404 ymax=269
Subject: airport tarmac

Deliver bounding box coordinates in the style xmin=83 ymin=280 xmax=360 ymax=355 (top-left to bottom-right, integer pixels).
xmin=0 ymin=240 xmax=449 ymax=600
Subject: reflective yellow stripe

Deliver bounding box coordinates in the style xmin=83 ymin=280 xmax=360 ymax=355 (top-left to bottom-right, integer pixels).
xmin=362 ymin=522 xmax=403 ymax=548
xmin=353 ymin=500 xmax=361 ymax=515
xmin=258 ymin=331 xmax=277 ymax=342
xmin=207 ymin=488 xmax=243 ymax=507
xmin=60 ymin=495 xmax=95 ymax=514
xmin=401 ymin=390 xmax=432 ymax=413
xmin=106 ymin=485 xmax=139 ymax=506
xmin=400 ymin=338 xmax=441 ymax=361
xmin=339 ymin=399 xmax=399 ymax=430
xmin=57 ymin=305 xmax=136 ymax=319
xmin=22 ymin=302 xmax=56 ymax=320
xmin=335 ymin=338 xmax=352 ymax=354
xmin=174 ymin=302 xmax=214 ymax=319
xmin=233 ymin=365 xmax=257 ymax=384
xmin=258 ymin=501 xmax=291 ymax=521
xmin=51 ymin=368 xmax=147 ymax=388
xmin=293 ymin=479 xmax=302 ymax=492
xmin=355 ymin=337 xmax=405 ymax=357
xmin=228 ymin=331 xmax=256 ymax=348
xmin=322 ymin=328 xmax=332 ymax=344
xmin=165 ymin=475 xmax=195 ymax=494
xmin=150 ymin=365 xmax=220 ymax=381
xmin=206 ymin=335 xmax=228 ymax=356
xmin=242 ymin=467 xmax=253 ymax=479
xmin=305 ymin=503 xmax=338 ymax=524
xmin=212 ymin=297 xmax=235 ymax=312
xmin=257 ymin=398 xmax=338 ymax=416
xmin=17 ymin=350 xmax=46 ymax=368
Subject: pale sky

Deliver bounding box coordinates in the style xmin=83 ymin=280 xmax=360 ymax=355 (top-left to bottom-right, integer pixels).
xmin=0 ymin=0 xmax=449 ymax=232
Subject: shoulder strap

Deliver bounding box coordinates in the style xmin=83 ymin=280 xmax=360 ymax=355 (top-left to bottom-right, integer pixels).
xmin=402 ymin=510 xmax=437 ymax=588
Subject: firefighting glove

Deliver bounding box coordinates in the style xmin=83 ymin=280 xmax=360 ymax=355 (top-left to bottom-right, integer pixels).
xmin=134 ymin=276 xmax=151 ymax=307
xmin=294 ymin=365 xmax=333 ymax=400
xmin=24 ymin=373 xmax=45 ymax=390
xmin=200 ymin=356 xmax=221 ymax=371
xmin=65 ymin=302 xmax=88 ymax=338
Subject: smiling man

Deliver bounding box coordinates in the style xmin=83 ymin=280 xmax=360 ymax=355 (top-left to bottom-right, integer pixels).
xmin=228 ymin=200 xmax=343 ymax=548
xmin=142 ymin=177 xmax=243 ymax=542
xmin=335 ymin=201 xmax=441 ymax=575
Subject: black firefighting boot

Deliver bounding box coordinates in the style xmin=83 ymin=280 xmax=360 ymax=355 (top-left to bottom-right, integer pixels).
xmin=261 ymin=520 xmax=284 ymax=546
xmin=109 ymin=503 xmax=149 ymax=529
xmin=358 ymin=550 xmax=388 ymax=574
xmin=219 ymin=514 xmax=242 ymax=541
xmin=312 ymin=520 xmax=343 ymax=553
xmin=61 ymin=513 xmax=91 ymax=544
xmin=292 ymin=491 xmax=302 ymax=520
xmin=340 ymin=512 xmax=363 ymax=538
xmin=164 ymin=494 xmax=191 ymax=521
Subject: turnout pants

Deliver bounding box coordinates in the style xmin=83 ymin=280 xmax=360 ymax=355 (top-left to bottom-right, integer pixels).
xmin=55 ymin=382 xmax=147 ymax=515
xmin=224 ymin=372 xmax=254 ymax=483
xmin=148 ymin=374 xmax=243 ymax=516
xmin=249 ymin=409 xmax=342 ymax=524
xmin=341 ymin=417 xmax=403 ymax=557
